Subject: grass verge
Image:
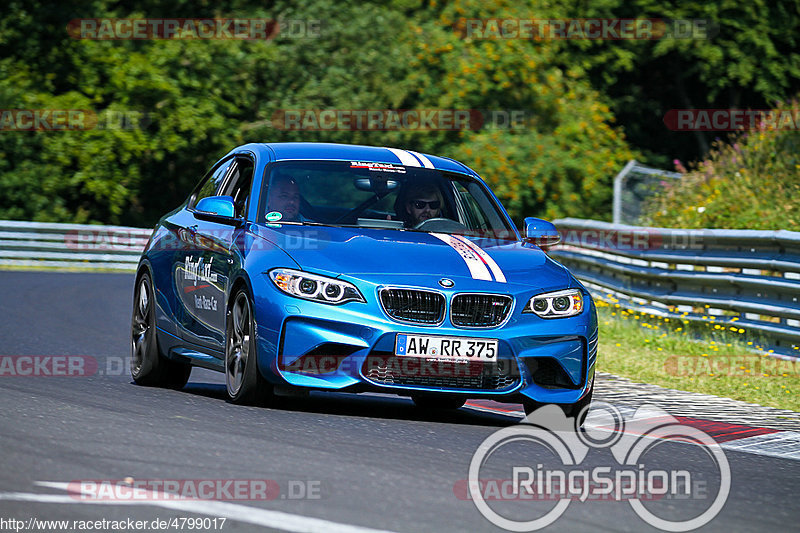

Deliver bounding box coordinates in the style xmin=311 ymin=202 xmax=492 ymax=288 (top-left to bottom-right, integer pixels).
xmin=596 ymin=301 xmax=800 ymax=412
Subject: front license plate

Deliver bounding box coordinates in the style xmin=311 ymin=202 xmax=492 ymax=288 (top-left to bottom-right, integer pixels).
xmin=395 ymin=334 xmax=498 ymax=361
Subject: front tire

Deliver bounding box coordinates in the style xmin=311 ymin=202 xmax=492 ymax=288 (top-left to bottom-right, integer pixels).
xmin=523 ymin=383 xmax=594 ymax=428
xmin=130 ymin=272 xmax=191 ymax=389
xmin=225 ymin=289 xmax=272 ymax=405
xmin=563 ymin=383 xmax=594 ymax=428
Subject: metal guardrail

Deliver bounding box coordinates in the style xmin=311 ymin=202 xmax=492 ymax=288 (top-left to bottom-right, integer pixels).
xmin=3 ymin=217 xmax=798 ymax=354
xmin=550 ymin=218 xmax=800 ymax=356
xmin=0 ymin=219 xmax=150 ymax=271
xmin=613 ymin=160 xmax=682 ymax=225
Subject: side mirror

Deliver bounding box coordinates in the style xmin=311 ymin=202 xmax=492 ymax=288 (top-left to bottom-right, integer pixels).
xmin=194 ymin=196 xmax=241 ymax=225
xmin=523 ymin=217 xmax=561 ymax=246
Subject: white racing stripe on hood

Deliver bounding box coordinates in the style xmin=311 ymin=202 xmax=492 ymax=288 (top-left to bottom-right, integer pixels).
xmin=431 ymin=233 xmax=492 ymax=281
xmin=452 ymin=234 xmax=507 ymax=283
xmin=386 ymin=147 xmax=420 ymax=167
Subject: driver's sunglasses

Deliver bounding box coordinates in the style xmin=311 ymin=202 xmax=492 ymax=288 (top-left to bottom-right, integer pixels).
xmin=410 ymin=200 xmax=441 ymax=210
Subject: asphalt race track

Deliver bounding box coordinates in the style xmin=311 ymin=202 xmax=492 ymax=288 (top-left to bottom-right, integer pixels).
xmin=1 ymin=270 xmax=799 ymax=532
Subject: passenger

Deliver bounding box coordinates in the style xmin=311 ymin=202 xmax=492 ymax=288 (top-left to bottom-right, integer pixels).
xmin=266 ymin=175 xmax=304 ymax=222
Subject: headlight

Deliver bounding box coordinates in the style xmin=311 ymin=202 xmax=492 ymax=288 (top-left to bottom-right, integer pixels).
xmin=268 ymin=268 xmax=365 ymax=305
xmin=523 ymin=289 xmax=583 ymax=318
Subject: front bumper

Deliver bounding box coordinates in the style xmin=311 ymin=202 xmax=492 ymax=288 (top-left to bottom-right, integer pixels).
xmin=252 ymin=275 xmax=597 ymax=405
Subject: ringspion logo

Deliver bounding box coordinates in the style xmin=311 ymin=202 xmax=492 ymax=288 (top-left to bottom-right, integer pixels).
xmin=466 ymin=403 xmax=730 ymax=531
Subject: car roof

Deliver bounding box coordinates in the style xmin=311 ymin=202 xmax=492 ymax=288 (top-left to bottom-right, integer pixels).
xmin=245 ymin=142 xmax=478 ymax=176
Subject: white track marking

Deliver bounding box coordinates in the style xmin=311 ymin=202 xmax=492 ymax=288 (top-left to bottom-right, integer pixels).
xmin=0 ymin=482 xmax=399 ymax=533
xmin=463 ymin=403 xmax=800 ymax=462
xmin=719 ymin=431 xmax=800 ymax=461
xmin=0 ymin=493 xmax=112 ymax=504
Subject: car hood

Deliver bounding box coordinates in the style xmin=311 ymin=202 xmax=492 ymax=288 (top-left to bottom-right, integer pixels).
xmin=251 ymin=224 xmax=571 ymax=291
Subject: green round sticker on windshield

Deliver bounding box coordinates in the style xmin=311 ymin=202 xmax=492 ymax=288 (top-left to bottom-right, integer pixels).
xmin=266 ymin=211 xmax=283 ymax=222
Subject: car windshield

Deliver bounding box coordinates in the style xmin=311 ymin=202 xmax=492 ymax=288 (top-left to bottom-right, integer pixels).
xmin=258 ymin=160 xmax=517 ymax=240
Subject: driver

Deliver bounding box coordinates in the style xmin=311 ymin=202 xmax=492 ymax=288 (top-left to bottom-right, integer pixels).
xmin=402 ymin=184 xmax=444 ymax=227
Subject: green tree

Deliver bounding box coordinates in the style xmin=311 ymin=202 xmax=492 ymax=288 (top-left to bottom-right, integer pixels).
xmin=8 ymin=0 xmax=794 ymax=228
xmin=401 ymin=0 xmax=636 ymax=222
xmin=548 ymin=0 xmax=800 ymax=164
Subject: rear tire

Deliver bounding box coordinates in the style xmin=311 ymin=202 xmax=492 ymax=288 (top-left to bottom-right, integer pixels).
xmin=225 ymin=289 xmax=272 ymax=405
xmin=412 ymin=395 xmax=467 ymax=410
xmin=130 ymin=272 xmax=191 ymax=389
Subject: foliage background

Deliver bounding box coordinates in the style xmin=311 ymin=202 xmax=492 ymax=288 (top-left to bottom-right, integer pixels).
xmin=642 ymin=125 xmax=800 ymax=230
xmin=0 ymin=0 xmax=798 ymax=228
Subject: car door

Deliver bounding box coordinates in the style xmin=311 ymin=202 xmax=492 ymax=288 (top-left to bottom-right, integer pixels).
xmin=179 ymin=155 xmax=254 ymax=352
xmin=171 ymin=157 xmax=234 ymax=352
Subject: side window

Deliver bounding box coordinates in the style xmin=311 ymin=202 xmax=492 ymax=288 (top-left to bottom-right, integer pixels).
xmin=453 ymin=181 xmax=490 ymax=229
xmin=465 ymin=181 xmax=513 ymax=233
xmin=189 ymin=158 xmax=234 ymax=209
xmin=219 ymin=157 xmax=255 ymax=218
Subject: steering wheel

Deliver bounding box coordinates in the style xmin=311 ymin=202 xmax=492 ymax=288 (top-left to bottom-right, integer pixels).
xmin=412 ymin=217 xmax=469 ymax=232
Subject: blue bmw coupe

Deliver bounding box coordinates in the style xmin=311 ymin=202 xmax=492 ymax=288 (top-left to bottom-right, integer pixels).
xmin=131 ymin=142 xmax=597 ymax=419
